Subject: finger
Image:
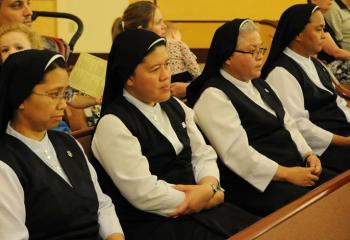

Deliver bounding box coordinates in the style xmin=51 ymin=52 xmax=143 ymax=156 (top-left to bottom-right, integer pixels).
xmin=173 ymin=184 xmax=188 ymax=192
xmin=309 ymin=174 xmax=319 ymax=181
xmin=307 ymin=159 xmax=316 ymax=168
xmin=313 ymin=165 xmax=322 ymax=176
xmin=168 ymin=200 xmax=189 ymax=217
xmin=307 ymin=180 xmax=316 ymax=186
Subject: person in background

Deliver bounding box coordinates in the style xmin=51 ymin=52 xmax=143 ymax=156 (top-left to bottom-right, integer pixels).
xmin=309 ymin=0 xmax=350 ymax=84
xmin=324 ymin=0 xmax=350 ymax=51
xmin=0 ymin=23 xmax=42 ymax=62
xmin=0 ymin=49 xmax=124 ymax=240
xmin=111 ymin=1 xmax=166 ymax=40
xmin=165 ymin=21 xmax=201 ymax=99
xmin=92 ymin=29 xmax=259 ymax=240
xmin=0 ymin=0 xmax=32 ymax=27
xmin=263 ymin=4 xmax=350 ymax=173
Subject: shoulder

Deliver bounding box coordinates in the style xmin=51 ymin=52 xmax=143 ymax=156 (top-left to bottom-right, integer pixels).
xmin=195 ymin=87 xmax=230 ymax=110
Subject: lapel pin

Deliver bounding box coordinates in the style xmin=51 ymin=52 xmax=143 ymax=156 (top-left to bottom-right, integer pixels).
xmin=182 ymin=122 xmax=186 ymax=128
xmin=264 ymin=88 xmax=270 ymax=93
xmin=67 ymin=150 xmax=73 ymax=157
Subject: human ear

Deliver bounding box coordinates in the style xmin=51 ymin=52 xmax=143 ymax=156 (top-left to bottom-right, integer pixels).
xmin=18 ymin=103 xmax=25 ymax=110
xmin=224 ymin=57 xmax=233 ymax=67
xmin=295 ymin=32 xmax=304 ymax=42
xmin=126 ymin=76 xmax=134 ymax=87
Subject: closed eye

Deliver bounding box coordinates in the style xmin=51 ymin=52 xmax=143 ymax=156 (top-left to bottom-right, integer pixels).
xmin=0 ymin=47 xmax=9 ymax=53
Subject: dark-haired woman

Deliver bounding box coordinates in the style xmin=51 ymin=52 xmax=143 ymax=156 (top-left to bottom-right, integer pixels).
xmin=0 ymin=49 xmax=124 ymax=240
xmin=91 ymin=29 xmax=259 ymax=240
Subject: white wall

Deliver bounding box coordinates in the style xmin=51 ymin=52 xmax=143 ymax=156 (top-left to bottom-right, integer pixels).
xmin=56 ymin=0 xmax=128 ymax=53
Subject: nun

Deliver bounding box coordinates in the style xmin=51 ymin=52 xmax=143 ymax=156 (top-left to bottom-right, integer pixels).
xmin=186 ymin=19 xmax=336 ymax=217
xmin=263 ymin=4 xmax=350 ymax=173
xmin=91 ymin=29 xmax=259 ymax=240
xmin=0 ymin=50 xmax=124 ymax=240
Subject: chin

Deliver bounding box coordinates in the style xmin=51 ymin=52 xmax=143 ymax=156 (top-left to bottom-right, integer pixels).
xmin=159 ymin=94 xmax=171 ymax=102
xmin=253 ymin=71 xmax=261 ymax=79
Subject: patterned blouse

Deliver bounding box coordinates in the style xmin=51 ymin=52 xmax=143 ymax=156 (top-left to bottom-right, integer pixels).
xmin=166 ymin=40 xmax=201 ymax=78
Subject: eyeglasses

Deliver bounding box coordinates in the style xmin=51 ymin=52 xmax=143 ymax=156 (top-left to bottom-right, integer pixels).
xmin=234 ymin=47 xmax=267 ymax=58
xmin=32 ymin=88 xmax=73 ymax=102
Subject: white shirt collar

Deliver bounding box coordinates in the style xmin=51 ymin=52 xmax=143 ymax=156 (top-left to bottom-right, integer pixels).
xmin=6 ymin=123 xmax=49 ymax=151
xmin=123 ymin=89 xmax=162 ymax=116
xmin=219 ymin=68 xmax=255 ymax=93
xmin=284 ymin=47 xmax=312 ymax=65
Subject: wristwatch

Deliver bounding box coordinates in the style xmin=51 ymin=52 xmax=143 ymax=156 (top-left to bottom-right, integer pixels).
xmin=209 ymin=183 xmax=224 ymax=197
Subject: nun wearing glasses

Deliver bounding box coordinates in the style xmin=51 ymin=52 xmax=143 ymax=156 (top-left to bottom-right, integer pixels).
xmin=186 ymin=19 xmax=336 ymax=217
xmin=0 ymin=50 xmax=124 ymax=240
xmin=91 ymin=29 xmax=259 ymax=240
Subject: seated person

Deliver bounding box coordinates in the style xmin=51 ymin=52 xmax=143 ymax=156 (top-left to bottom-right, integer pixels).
xmin=0 ymin=0 xmax=32 ymax=28
xmin=0 ymin=49 xmax=124 ymax=240
xmin=186 ymin=19 xmax=336 ymax=217
xmin=324 ymin=0 xmax=350 ymax=51
xmin=0 ymin=23 xmax=101 ymax=132
xmin=263 ymin=3 xmax=350 ymax=173
xmin=91 ymin=29 xmax=259 ymax=240
xmin=309 ymin=0 xmax=350 ymax=84
xmin=165 ymin=21 xmax=201 ymax=98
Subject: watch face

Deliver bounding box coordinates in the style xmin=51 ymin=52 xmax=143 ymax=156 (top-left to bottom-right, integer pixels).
xmin=210 ymin=183 xmax=218 ymax=193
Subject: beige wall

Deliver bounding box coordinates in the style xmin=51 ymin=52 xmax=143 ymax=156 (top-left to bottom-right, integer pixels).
xmin=56 ymin=0 xmax=128 ymax=52
xmin=31 ymin=0 xmax=57 ymax=37
xmin=158 ymin=0 xmax=305 ymax=20
xmin=157 ymin=0 xmax=306 ymax=48
xmin=31 ymin=0 xmax=306 ymax=52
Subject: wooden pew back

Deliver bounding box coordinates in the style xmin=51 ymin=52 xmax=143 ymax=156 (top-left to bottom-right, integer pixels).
xmin=72 ymin=126 xmax=95 ymax=160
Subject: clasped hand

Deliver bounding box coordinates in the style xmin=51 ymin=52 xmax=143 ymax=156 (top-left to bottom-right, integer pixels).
xmin=168 ymin=184 xmax=224 ymax=218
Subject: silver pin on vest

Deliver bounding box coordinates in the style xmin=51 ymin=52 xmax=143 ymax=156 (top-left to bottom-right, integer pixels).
xmin=67 ymin=150 xmax=73 ymax=157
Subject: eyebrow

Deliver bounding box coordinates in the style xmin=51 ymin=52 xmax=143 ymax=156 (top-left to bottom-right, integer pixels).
xmin=247 ymin=43 xmax=263 ymax=48
xmin=148 ymin=57 xmax=170 ymax=68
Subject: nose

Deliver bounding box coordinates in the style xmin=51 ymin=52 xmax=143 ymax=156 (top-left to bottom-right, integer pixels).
xmin=23 ymin=3 xmax=33 ymax=18
xmin=162 ymin=21 xmax=167 ymax=30
xmin=57 ymin=97 xmax=68 ymax=110
xmin=160 ymin=65 xmax=171 ymax=82
xmin=8 ymin=47 xmax=17 ymax=56
xmin=256 ymin=51 xmax=264 ymax=61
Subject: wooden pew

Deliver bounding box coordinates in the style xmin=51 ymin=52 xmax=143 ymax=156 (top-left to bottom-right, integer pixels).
xmin=71 ymin=126 xmax=95 ymax=160
xmin=229 ymin=169 xmax=350 ymax=240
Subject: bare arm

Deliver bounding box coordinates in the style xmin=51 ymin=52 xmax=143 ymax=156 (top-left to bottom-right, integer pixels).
xmin=331 ymin=134 xmax=350 ymax=146
xmin=322 ymin=32 xmax=350 ymax=60
xmin=106 ymin=233 xmax=125 ymax=240
xmin=68 ymin=95 xmax=102 ymax=109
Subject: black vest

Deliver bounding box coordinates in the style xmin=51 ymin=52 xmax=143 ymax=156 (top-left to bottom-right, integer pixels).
xmin=0 ymin=131 xmax=100 ymax=240
xmin=202 ymin=76 xmax=302 ymax=167
xmin=91 ymin=96 xmax=193 ymax=223
xmin=275 ymin=54 xmax=350 ymax=136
